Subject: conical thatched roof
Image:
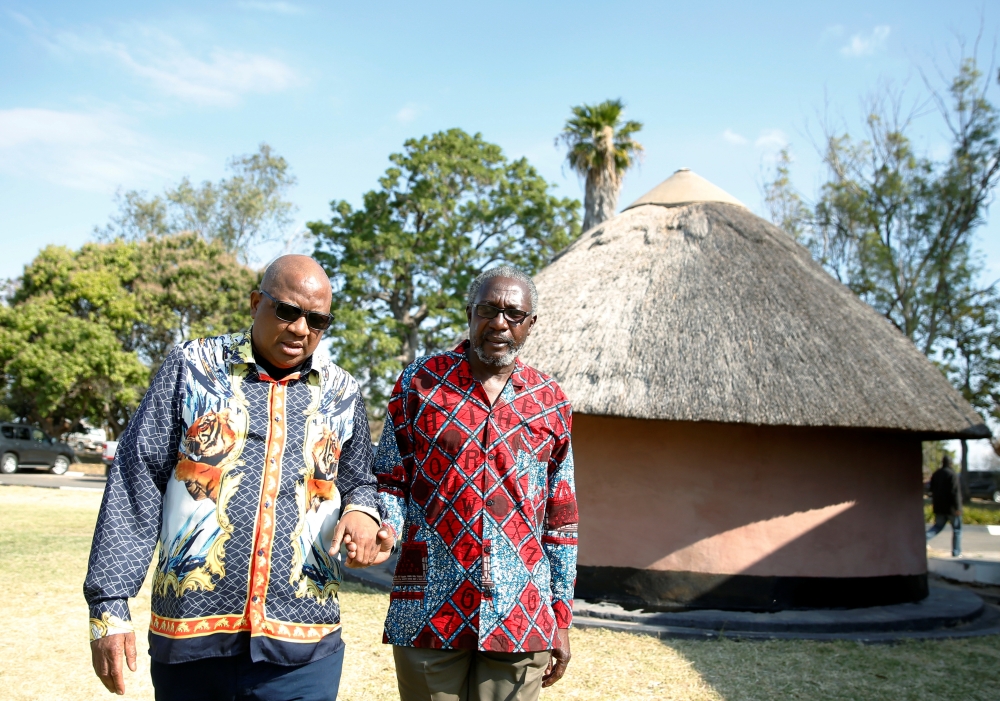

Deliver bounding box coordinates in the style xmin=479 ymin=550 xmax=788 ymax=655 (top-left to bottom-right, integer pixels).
xmin=520 ymin=170 xmax=989 ymax=438
xmin=625 ymin=167 xmax=746 ymax=210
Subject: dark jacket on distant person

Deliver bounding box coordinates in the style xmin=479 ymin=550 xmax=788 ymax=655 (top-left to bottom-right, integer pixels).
xmin=930 ymin=465 xmax=962 ymax=515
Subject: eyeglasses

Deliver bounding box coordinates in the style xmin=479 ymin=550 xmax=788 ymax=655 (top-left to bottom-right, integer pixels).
xmin=259 ymin=289 xmax=334 ymax=331
xmin=472 ymin=303 xmax=532 ymax=324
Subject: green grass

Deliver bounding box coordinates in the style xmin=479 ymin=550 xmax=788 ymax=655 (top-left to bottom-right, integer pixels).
xmin=925 ymin=498 xmax=1000 ymax=525
xmin=2 ymin=485 xmax=998 ymax=701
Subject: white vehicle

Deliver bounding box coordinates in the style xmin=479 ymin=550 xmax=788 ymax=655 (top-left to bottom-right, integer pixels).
xmin=102 ymin=441 xmax=118 ymax=469
xmin=65 ymin=424 xmax=108 ymax=453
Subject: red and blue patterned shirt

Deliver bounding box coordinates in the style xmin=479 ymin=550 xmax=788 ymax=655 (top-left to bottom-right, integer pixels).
xmin=375 ymin=342 xmax=578 ymax=653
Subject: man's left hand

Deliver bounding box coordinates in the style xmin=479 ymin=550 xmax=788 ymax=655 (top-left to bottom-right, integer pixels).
xmin=542 ymin=628 xmax=571 ymax=687
xmin=329 ymin=511 xmax=382 ymax=567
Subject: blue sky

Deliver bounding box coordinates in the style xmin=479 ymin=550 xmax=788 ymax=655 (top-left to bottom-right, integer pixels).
xmin=1 ymin=0 xmax=998 ymax=284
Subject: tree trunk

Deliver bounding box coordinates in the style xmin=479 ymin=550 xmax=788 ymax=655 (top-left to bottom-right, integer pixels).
xmin=960 ymin=439 xmax=970 ymax=502
xmin=583 ymin=171 xmax=621 ymax=232
xmin=401 ymin=324 xmax=419 ymax=365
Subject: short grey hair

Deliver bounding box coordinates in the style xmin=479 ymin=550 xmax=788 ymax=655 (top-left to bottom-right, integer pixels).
xmin=467 ymin=265 xmax=538 ymax=314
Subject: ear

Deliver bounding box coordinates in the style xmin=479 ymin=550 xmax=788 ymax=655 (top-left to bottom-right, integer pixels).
xmin=250 ymin=290 xmax=262 ymax=319
xmin=525 ymin=313 xmax=537 ymax=338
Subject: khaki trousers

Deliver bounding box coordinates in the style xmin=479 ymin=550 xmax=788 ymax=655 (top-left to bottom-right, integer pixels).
xmin=392 ymin=646 xmax=549 ymax=701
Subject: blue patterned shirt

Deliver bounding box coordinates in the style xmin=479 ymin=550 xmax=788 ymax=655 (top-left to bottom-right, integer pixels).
xmin=84 ymin=331 xmax=381 ymax=665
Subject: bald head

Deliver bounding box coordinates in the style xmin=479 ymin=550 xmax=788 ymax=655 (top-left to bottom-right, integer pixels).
xmin=261 ymin=255 xmax=332 ymax=297
xmin=251 ymin=255 xmax=333 ymax=369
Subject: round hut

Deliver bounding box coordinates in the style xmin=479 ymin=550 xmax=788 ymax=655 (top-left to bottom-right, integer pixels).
xmin=520 ymin=168 xmax=989 ymax=611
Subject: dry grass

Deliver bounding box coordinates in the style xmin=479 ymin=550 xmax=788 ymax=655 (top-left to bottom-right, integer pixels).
xmin=1 ymin=485 xmax=998 ymax=701
xmin=924 ymin=498 xmax=1000 ymax=526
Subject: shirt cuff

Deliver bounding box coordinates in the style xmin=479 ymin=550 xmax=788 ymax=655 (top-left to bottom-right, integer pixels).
xmin=553 ymin=599 xmax=574 ymax=629
xmin=342 ymin=504 xmax=381 ymax=525
xmin=89 ymin=601 xmax=135 ymax=641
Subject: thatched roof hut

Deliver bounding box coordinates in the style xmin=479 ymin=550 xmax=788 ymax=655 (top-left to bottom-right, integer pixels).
xmin=521 ymin=169 xmax=988 ymax=611
xmin=524 ymin=168 xmax=987 ymax=438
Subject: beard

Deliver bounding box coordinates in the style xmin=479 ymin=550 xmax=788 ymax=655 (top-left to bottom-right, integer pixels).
xmin=472 ymin=333 xmax=525 ymax=367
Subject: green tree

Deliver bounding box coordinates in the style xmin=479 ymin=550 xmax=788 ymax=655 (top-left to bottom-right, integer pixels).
xmin=1 ymin=234 xmax=256 ymax=435
xmin=763 ymin=51 xmax=1000 ymax=489
xmin=763 ymin=149 xmax=812 ymax=242
xmin=132 ymin=233 xmax=261 ymax=371
xmin=97 ymin=144 xmax=297 ymax=262
xmin=558 ymin=99 xmax=644 ymax=231
xmin=309 ymin=129 xmax=581 ymax=418
xmin=778 ymin=58 xmax=1000 ymax=357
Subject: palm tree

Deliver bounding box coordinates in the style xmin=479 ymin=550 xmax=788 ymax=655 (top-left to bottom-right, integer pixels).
xmin=558 ymin=99 xmax=644 ymax=231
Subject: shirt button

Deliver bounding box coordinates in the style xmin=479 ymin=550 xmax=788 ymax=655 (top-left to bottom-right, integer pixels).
xmin=274 ymin=414 xmax=282 ymax=422
xmin=265 ymin=500 xmax=271 ymax=508
xmin=252 ymin=595 xmax=259 ymax=603
xmin=258 ymin=549 xmax=264 ymax=556
xmin=485 ymin=499 xmax=494 ymax=506
xmin=488 ymin=454 xmax=495 ymax=461
xmin=270 ymin=458 xmax=276 ymax=465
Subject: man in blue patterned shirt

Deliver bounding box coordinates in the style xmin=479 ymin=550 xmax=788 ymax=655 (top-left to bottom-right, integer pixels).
xmin=85 ymin=255 xmax=386 ymax=701
xmin=371 ymin=266 xmax=577 ymax=701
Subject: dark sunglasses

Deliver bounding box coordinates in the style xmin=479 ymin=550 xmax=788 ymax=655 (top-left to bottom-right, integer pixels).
xmin=259 ymin=289 xmax=334 ymax=331
xmin=472 ymin=303 xmax=531 ymax=324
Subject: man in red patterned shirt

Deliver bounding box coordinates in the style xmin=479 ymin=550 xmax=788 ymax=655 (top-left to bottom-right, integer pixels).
xmin=370 ymin=265 xmax=577 ymax=701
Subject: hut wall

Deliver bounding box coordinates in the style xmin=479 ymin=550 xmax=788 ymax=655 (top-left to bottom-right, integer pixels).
xmin=573 ymin=415 xmax=928 ymax=610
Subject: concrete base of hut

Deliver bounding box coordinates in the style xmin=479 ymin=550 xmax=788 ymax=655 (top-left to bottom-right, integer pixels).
xmin=571 ymin=584 xmax=1000 ymax=642
xmin=575 ymin=567 xmax=928 ymax=612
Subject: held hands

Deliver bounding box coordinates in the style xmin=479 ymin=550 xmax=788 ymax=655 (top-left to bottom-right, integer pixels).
xmin=328 ymin=510 xmax=395 ymax=568
xmin=542 ymin=628 xmax=571 ymax=687
xmin=90 ymin=632 xmax=137 ymax=695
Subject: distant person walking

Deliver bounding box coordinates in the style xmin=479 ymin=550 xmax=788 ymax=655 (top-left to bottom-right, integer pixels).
xmin=926 ymin=455 xmax=962 ymax=557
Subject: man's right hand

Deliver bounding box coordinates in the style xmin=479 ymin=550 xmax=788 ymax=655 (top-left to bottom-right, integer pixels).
xmin=91 ymin=632 xmax=137 ymax=695
xmin=343 ymin=527 xmax=395 ymax=569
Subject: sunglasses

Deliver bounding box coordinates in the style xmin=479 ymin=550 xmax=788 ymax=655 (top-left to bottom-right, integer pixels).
xmin=259 ymin=289 xmax=334 ymax=331
xmin=472 ymin=303 xmax=531 ymax=324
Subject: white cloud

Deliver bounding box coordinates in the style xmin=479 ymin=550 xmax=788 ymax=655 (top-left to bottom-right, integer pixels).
xmin=840 ymin=25 xmax=891 ymax=57
xmin=48 ymin=26 xmax=301 ymax=106
xmin=722 ymin=129 xmax=748 ymax=145
xmin=7 ymin=10 xmax=36 ymax=29
xmin=395 ymin=104 xmax=424 ymax=123
xmin=755 ymin=129 xmax=788 ymax=150
xmin=0 ymin=108 xmax=193 ymax=192
xmin=237 ymin=1 xmax=305 ymax=14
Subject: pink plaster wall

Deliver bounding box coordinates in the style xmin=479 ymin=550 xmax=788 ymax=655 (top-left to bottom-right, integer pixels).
xmin=573 ymin=416 xmax=927 ymax=578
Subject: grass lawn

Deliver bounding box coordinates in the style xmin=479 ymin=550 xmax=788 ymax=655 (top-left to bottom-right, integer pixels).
xmin=1 ymin=485 xmax=998 ymax=701
xmin=924 ymin=498 xmax=1000 ymax=526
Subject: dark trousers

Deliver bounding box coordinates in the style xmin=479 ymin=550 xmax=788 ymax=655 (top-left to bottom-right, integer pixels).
xmin=926 ymin=514 xmax=962 ymax=556
xmin=150 ymin=647 xmax=344 ymax=701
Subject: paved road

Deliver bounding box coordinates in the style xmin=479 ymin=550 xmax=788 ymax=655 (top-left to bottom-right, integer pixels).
xmin=928 ymin=525 xmax=1000 ymax=557
xmin=0 ymin=470 xmax=107 ymax=491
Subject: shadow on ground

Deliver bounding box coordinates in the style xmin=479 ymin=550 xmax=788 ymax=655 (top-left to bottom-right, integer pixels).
xmin=666 ymin=632 xmax=1000 ymax=701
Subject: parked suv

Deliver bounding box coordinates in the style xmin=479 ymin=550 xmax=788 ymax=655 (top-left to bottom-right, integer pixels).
xmin=0 ymin=423 xmax=77 ymax=475
xmin=968 ymin=470 xmax=1000 ymax=503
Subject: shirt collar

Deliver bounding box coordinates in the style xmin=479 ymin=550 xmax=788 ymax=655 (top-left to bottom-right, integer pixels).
xmin=224 ymin=329 xmax=323 ymax=381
